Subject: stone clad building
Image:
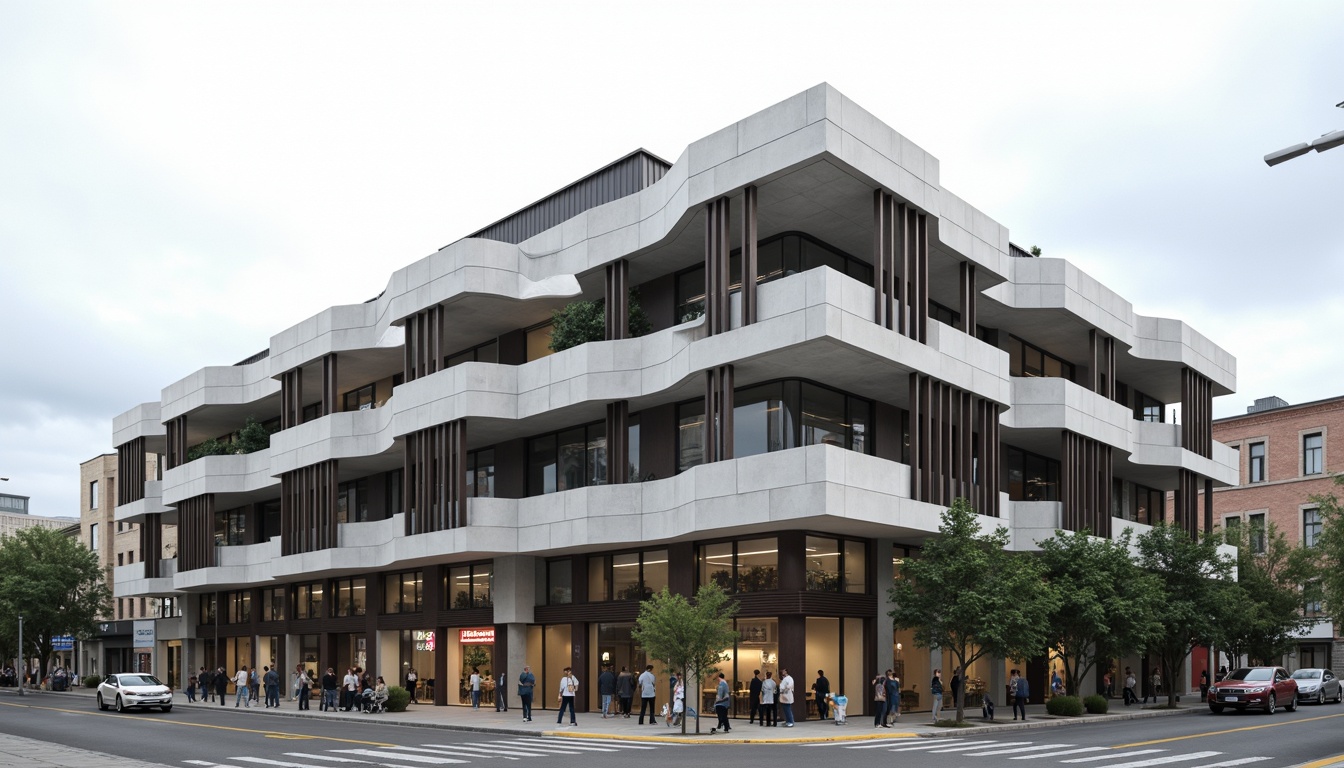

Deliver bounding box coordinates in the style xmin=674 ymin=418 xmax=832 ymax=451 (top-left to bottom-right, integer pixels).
xmin=110 ymin=84 xmax=1237 ymax=717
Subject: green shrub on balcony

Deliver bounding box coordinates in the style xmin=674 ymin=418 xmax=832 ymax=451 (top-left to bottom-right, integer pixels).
xmin=549 ymin=290 xmax=651 ymax=353
xmin=185 ymin=417 xmax=272 ymax=462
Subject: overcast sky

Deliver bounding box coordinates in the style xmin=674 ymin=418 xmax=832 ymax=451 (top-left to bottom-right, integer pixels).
xmin=2 ymin=1 xmax=1341 ymax=517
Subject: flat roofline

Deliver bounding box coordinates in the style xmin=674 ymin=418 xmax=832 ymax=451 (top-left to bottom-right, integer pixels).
xmin=1214 ymin=393 xmax=1344 ymax=423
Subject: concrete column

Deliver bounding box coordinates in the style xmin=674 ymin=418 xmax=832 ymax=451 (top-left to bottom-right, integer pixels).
xmin=493 ymin=555 xmax=537 ymax=694
xmin=987 ymin=655 xmax=1006 ymax=709
xmin=875 ymin=538 xmax=896 ymax=674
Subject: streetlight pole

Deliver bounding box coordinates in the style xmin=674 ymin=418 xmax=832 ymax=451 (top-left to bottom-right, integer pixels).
xmin=17 ymin=614 xmax=24 ymax=696
xmin=1265 ymin=100 xmax=1344 ymax=166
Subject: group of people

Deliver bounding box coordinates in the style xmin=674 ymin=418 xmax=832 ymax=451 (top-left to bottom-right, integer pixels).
xmin=183 ymin=664 xmax=386 ymax=713
xmin=868 ymin=669 xmax=901 ymax=726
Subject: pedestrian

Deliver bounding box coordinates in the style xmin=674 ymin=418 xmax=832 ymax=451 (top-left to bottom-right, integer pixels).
xmin=779 ymin=668 xmax=796 ymax=727
xmin=198 ymin=667 xmax=212 ymax=703
xmin=711 ymin=672 xmax=732 ymax=734
xmin=214 ymin=666 xmax=228 ymax=706
xmin=637 ymin=665 xmax=658 ymax=726
xmin=1123 ymin=667 xmax=1137 ymax=706
xmin=250 ymin=666 xmax=260 ymax=705
xmin=1051 ymin=668 xmax=1064 ymax=696
xmin=952 ymin=666 xmax=964 ymax=711
xmin=671 ymin=674 xmax=685 ymax=726
xmin=884 ymin=670 xmax=901 ymax=725
xmin=872 ymin=671 xmax=888 ymax=727
xmin=263 ymin=666 xmax=280 ymax=708
xmin=598 ymin=664 xmax=616 ymax=718
xmin=495 ymin=668 xmax=509 ymax=712
xmin=406 ymin=667 xmax=419 ymax=704
xmin=1200 ymin=669 xmax=1210 ymax=702
xmin=1217 ymin=665 xmax=1228 ymax=682
xmin=469 ymin=667 xmax=482 ymax=709
xmin=930 ymin=668 xmax=944 ymax=723
xmin=759 ymin=670 xmax=777 ymax=727
xmin=1014 ymin=669 xmax=1030 ymax=720
xmin=297 ymin=668 xmax=310 ymax=710
xmin=321 ymin=667 xmax=339 ymax=711
xmin=748 ymin=669 xmax=762 ymax=724
xmin=1102 ymin=670 xmax=1112 ymax=700
xmin=342 ymin=667 xmax=359 ymax=711
xmin=234 ymin=666 xmax=251 ymax=708
xmin=813 ymin=669 xmax=831 ymax=720
xmin=1151 ymin=669 xmax=1162 ymax=702
xmin=556 ymin=665 xmax=578 ymax=726
xmin=1008 ymin=669 xmax=1020 ymax=719
xmin=616 ymin=665 xmax=634 ymax=718
xmin=517 ymin=664 xmax=536 ymax=722
xmin=186 ymin=674 xmax=197 ymax=703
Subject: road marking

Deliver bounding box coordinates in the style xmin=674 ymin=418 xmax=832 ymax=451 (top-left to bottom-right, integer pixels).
xmin=266 ymin=735 xmax=316 ymax=740
xmin=930 ymin=741 xmax=1034 ymax=753
xmin=1182 ymin=759 xmax=1272 ymax=768
xmin=332 ymin=749 xmax=468 ymax=765
xmin=834 ymin=738 xmax=924 ymax=749
xmin=0 ymin=700 xmax=396 ymax=747
xmin=281 ymin=755 xmax=366 ymax=763
xmin=1087 ymin=751 xmax=1222 ymax=768
xmin=228 ymin=758 xmax=337 ymax=768
xmin=416 ymin=745 xmax=538 ymax=758
xmin=488 ymin=739 xmax=626 ymax=752
xmin=967 ymin=744 xmax=1077 ymax=756
xmin=1294 ymin=755 xmax=1344 ymax=768
xmin=511 ymin=737 xmax=663 ymax=750
xmin=884 ymin=739 xmax=974 ymax=751
xmin=1113 ymin=712 xmax=1344 ymax=748
xmin=1063 ymin=750 xmax=1168 ymax=763
xmin=436 ymin=742 xmax=579 ymax=756
xmin=1011 ymin=748 xmax=1110 ymax=760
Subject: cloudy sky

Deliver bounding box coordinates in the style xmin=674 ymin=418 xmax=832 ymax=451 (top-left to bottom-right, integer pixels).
xmin=2 ymin=1 xmax=1341 ymax=517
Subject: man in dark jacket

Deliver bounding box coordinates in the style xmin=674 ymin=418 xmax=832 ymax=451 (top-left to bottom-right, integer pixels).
xmin=213 ymin=666 xmax=228 ymax=705
xmin=812 ymin=670 xmax=831 ymax=720
xmin=597 ymin=665 xmax=617 ymax=718
xmin=198 ymin=667 xmax=213 ymax=703
xmin=748 ymin=670 xmax=763 ymax=724
xmin=320 ymin=668 xmax=339 ymax=712
xmin=263 ymin=666 xmax=280 ymax=708
xmin=616 ymin=666 xmax=634 ymax=718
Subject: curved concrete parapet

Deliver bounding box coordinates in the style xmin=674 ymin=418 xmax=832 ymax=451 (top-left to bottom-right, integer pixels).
xmin=112 ymin=402 xmax=164 ymax=446
xmin=161 ymin=449 xmax=278 ymax=506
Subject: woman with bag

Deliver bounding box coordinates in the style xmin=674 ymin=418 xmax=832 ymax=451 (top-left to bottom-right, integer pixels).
xmin=556 ymin=666 xmax=579 ymax=726
xmin=872 ymin=672 xmax=888 ymax=727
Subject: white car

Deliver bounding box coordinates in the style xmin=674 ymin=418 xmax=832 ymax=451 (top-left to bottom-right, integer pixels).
xmin=97 ymin=673 xmax=173 ymax=713
xmin=1292 ymin=668 xmax=1342 ymax=705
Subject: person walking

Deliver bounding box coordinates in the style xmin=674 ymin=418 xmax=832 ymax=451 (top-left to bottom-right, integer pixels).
xmin=214 ymin=667 xmax=228 ymax=706
xmin=185 ymin=674 xmax=197 ymax=703
xmin=1200 ymin=669 xmax=1210 ymax=702
xmin=406 ymin=667 xmax=419 ymax=705
xmin=495 ymin=668 xmax=509 ymax=712
xmin=616 ymin=665 xmax=634 ymax=718
xmin=250 ymin=666 xmax=260 ymax=705
xmin=291 ymin=664 xmax=305 ymax=703
xmin=198 ymin=667 xmax=212 ymax=703
xmin=296 ymin=668 xmax=310 ymax=710
xmin=930 ymin=668 xmax=944 ymax=723
xmin=1014 ymin=669 xmax=1030 ymax=721
xmin=342 ymin=667 xmax=359 ymax=711
xmin=1123 ymin=667 xmax=1137 ymax=706
xmin=1151 ymin=669 xmax=1163 ymax=702
xmin=597 ymin=664 xmax=616 ymax=718
xmin=671 ymin=675 xmax=685 ymax=727
xmin=1102 ymin=670 xmax=1113 ymax=700
xmin=779 ymin=668 xmax=796 ymax=727
xmin=468 ymin=667 xmax=482 ymax=709
xmin=320 ymin=668 xmax=339 ymax=711
xmin=813 ymin=670 xmax=831 ymax=720
xmin=517 ymin=664 xmax=536 ymax=722
xmin=748 ymin=670 xmax=762 ymax=724
xmin=637 ymin=665 xmax=657 ymax=726
xmin=885 ymin=670 xmax=901 ymax=725
xmin=872 ymin=671 xmax=888 ymax=727
xmin=234 ymin=666 xmax=251 ymax=708
xmin=556 ymin=666 xmax=578 ymax=726
xmin=264 ymin=666 xmax=279 ymax=708
xmin=1008 ymin=669 xmax=1020 ymax=719
xmin=711 ymin=672 xmax=732 ymax=734
xmin=759 ymin=670 xmax=777 ymax=727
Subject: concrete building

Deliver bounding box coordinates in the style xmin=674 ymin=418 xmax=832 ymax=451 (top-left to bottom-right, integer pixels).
xmin=110 ymin=84 xmax=1237 ymax=717
xmin=1210 ymin=395 xmax=1344 ymax=672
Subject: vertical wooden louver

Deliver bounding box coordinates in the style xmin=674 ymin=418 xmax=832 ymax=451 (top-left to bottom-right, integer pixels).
xmin=177 ymin=494 xmax=215 ymax=572
xmin=704 ymin=197 xmax=731 ymax=336
xmin=740 ymin=186 xmax=758 ymax=327
xmin=280 ymin=460 xmax=339 ymax=555
xmin=165 ymin=416 xmax=188 ymax=470
xmin=606 ymin=401 xmax=629 ymax=484
xmin=140 ymin=513 xmax=163 ymax=578
xmin=704 ymin=366 xmax=734 ymax=463
xmin=281 ymin=366 xmax=303 ymax=429
xmin=404 ymin=421 xmax=466 ymax=535
xmin=117 ymin=437 xmax=146 ymax=505
xmin=605 ymin=259 xmax=629 ymax=341
xmin=1061 ymin=432 xmax=1114 ymax=538
xmin=403 ymin=305 xmax=445 ymax=383
xmin=908 ymin=373 xmax=1000 ymax=516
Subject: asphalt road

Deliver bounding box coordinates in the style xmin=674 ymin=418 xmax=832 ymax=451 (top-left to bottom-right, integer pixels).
xmin=1 ymin=690 xmax=1342 ymax=768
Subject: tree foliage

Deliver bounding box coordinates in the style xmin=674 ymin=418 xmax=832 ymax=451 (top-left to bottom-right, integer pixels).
xmin=1216 ymin=520 xmax=1321 ymax=665
xmin=185 ymin=416 xmax=272 ymax=461
xmin=888 ymin=498 xmax=1060 ymax=722
xmin=548 ymin=289 xmax=652 ymax=353
xmin=1038 ymin=528 xmax=1163 ymax=695
xmin=0 ymin=526 xmax=112 ymax=682
xmin=1311 ymin=474 xmax=1344 ymax=621
xmin=631 ymin=584 xmax=739 ymax=734
xmin=1135 ymin=523 xmax=1233 ymax=707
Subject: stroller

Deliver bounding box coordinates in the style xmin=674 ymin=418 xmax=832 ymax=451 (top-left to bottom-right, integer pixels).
xmin=828 ymin=693 xmax=848 ymax=725
xmin=360 ymin=687 xmax=389 ymax=714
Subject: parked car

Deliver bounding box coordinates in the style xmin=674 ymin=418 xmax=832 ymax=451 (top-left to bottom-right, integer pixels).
xmin=1209 ymin=666 xmax=1297 ymax=714
xmin=96 ymin=673 xmax=173 ymax=713
xmin=1291 ymin=668 xmax=1342 ymax=705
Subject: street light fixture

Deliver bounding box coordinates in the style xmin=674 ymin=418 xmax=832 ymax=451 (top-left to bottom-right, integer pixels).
xmin=17 ymin=615 xmax=23 ymax=696
xmin=1265 ymin=100 xmax=1344 ymax=166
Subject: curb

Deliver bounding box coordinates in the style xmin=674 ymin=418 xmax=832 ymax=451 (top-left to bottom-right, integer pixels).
xmin=1290 ymin=756 xmax=1344 ymax=768
xmin=539 ymin=729 xmax=922 ymax=744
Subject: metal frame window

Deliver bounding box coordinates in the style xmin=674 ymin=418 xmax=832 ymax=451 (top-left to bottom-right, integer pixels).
xmin=445 ymin=339 xmax=500 ymax=369
xmin=547 ymin=558 xmax=573 ymax=605
xmin=1304 ymin=507 xmax=1322 ymax=548
xmin=225 ymin=591 xmax=251 ymax=624
xmin=214 ymin=507 xmax=247 ymax=546
xmin=526 ymin=421 xmax=606 ymax=496
xmin=1007 ymin=335 xmax=1076 ymax=381
xmin=342 ymin=383 xmax=376 ymax=412
xmin=1249 ymin=441 xmax=1266 ymax=483
xmin=332 ymin=578 xmax=367 ymax=617
xmin=1248 ymin=512 xmax=1267 ymax=555
xmin=384 ymin=570 xmax=424 ymax=614
xmin=445 ymin=564 xmax=492 ymax=610
xmin=698 ymin=537 xmax=779 ymax=593
xmin=337 ymin=478 xmax=370 ymax=523
xmin=90 ymin=480 xmax=99 ymax=509
xmin=1303 ymin=432 xmax=1323 ymax=476
xmin=199 ymin=593 xmax=216 ymax=624
xmin=1003 ymin=445 xmax=1062 ymax=502
xmin=262 ymin=587 xmax=285 ymax=621
xmin=804 ymin=535 xmax=868 ymax=594
xmin=293 ymin=581 xmax=324 ymax=620
xmin=587 ymin=549 xmax=670 ymax=602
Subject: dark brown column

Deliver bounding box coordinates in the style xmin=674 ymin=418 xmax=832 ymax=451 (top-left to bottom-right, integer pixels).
xmin=320 ymin=353 xmax=338 ymax=417
xmin=1180 ymin=368 xmax=1213 ymax=459
xmin=1175 ymin=469 xmax=1202 ymax=538
xmin=403 ymin=305 xmax=445 ymax=382
xmin=667 ymin=542 xmax=695 ymax=597
xmin=434 ymin=626 xmax=449 ymax=706
xmin=177 ymin=494 xmax=215 ymax=572
xmin=117 ymin=437 xmax=147 ymax=505
xmin=1203 ymin=477 xmax=1214 ymax=534
xmin=605 ymin=259 xmax=629 ymax=341
xmin=704 ymin=366 xmax=734 ymax=462
xmin=281 ymin=367 xmax=303 ymax=429
xmin=741 ymin=186 xmax=758 ymax=327
xmin=1089 ymin=331 xmax=1116 ymax=399
xmin=776 ymin=531 xmax=805 ymax=592
xmin=958 ymin=262 xmax=977 ymax=334
xmin=904 ymin=207 xmax=929 ymax=343
xmin=570 ymin=621 xmax=588 ymax=712
xmin=778 ymin=614 xmax=806 ymax=725
xmin=165 ymin=416 xmax=188 ymax=470
xmin=606 ymin=401 xmax=629 ymax=484
xmin=140 ymin=513 xmax=163 ymax=578
xmin=280 ymin=460 xmax=339 ymax=555
xmin=404 ymin=421 xmax=467 ymax=534
xmin=704 ymin=197 xmax=731 ymax=335
xmin=873 ymin=190 xmax=895 ymax=330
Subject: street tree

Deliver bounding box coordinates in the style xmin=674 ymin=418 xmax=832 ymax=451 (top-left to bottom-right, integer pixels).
xmin=1136 ymin=523 xmax=1233 ymax=707
xmin=1310 ymin=474 xmax=1344 ymax=621
xmin=889 ymin=498 xmax=1060 ymax=722
xmin=1216 ymin=520 xmax=1320 ymax=666
xmin=0 ymin=526 xmax=111 ymax=683
xmin=1038 ymin=527 xmax=1164 ymax=695
xmin=631 ymin=583 xmax=739 ymax=734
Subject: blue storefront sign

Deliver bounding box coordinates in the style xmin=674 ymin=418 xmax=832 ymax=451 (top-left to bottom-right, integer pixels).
xmin=52 ymin=634 xmax=74 ymax=651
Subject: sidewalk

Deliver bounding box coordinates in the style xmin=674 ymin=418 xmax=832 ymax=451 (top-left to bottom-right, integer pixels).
xmin=0 ymin=731 xmax=174 ymax=768
xmin=7 ymin=684 xmax=1200 ymax=744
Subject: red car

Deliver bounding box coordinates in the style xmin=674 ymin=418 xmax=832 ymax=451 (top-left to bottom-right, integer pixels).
xmin=1209 ymin=666 xmax=1298 ymax=714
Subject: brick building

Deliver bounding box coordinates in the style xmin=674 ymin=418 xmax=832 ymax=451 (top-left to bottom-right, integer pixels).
xmin=1211 ymin=395 xmax=1344 ymax=671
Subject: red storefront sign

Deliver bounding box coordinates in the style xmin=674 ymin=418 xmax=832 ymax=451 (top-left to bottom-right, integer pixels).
xmin=459 ymin=627 xmax=495 ymax=645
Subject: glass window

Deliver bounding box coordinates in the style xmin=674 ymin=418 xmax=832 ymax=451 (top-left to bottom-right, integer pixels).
xmin=643 ymin=549 xmax=668 ymax=594
xmin=337 ymin=478 xmax=369 ymax=523
xmin=384 ymin=571 xmax=422 ymax=613
xmin=467 ymin=449 xmax=495 ymax=498
xmin=1249 ymin=513 xmax=1267 ymax=554
xmin=471 ymin=567 xmax=492 ymax=608
xmin=215 ymin=507 xmax=246 ymax=546
xmin=734 ymin=382 xmax=793 ymax=458
xmin=588 ymin=555 xmax=609 ymax=602
xmin=1304 ymin=433 xmax=1323 ymax=475
xmin=612 ymin=552 xmax=641 ymax=600
xmin=805 ymin=536 xmax=840 ymax=591
xmin=527 ymin=423 xmax=605 ymax=496
xmin=736 ymin=538 xmax=778 ymax=592
xmin=526 ymin=323 xmax=555 ymax=361
xmin=849 ymin=399 xmax=870 ymax=455
xmin=586 ymin=422 xmax=607 ymax=487
xmin=1003 ymin=446 xmax=1060 ymax=502
xmin=90 ymin=480 xmax=99 ymax=509
xmin=343 ymin=383 xmax=375 ymax=412
xmin=677 ymin=400 xmax=706 ymax=473
xmin=844 ymin=539 xmax=867 ymax=594
xmin=332 ymin=578 xmax=366 ymax=617
xmin=627 ymin=415 xmax=641 ymax=482
xmin=476 ymin=341 xmax=498 ymax=364
xmin=801 ymin=383 xmax=847 ymax=448
xmin=1304 ymin=508 xmax=1321 ymax=548
xmin=199 ymin=594 xmax=216 ymax=624
xmin=700 ymin=542 xmax=733 ymax=592
xmin=90 ymin=523 xmax=98 ymax=551
xmin=262 ymin=587 xmax=285 ymax=621
xmin=528 ymin=434 xmax=557 ymax=496
xmin=446 ymin=350 xmax=473 ymax=369
xmin=548 ymin=559 xmax=573 ymax=605
xmin=294 ymin=582 xmax=323 ymax=620
xmin=386 ymin=469 xmax=403 ymax=516
xmin=676 ymin=266 xmax=706 ymax=324
xmin=226 ymin=591 xmax=250 ymax=624
xmin=1249 ymin=442 xmax=1266 ymax=483
xmin=448 ymin=566 xmax=472 ymax=609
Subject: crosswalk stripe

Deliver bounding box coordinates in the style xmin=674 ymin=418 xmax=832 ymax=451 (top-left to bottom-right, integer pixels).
xmin=416 ymin=745 xmax=540 ymax=758
xmin=967 ymin=744 xmax=1077 ymax=756
xmin=1088 ymin=752 xmax=1222 ymax=768
xmin=1063 ymin=751 xmax=1167 ymax=763
xmin=1011 ymin=748 xmax=1110 ymax=760
xmin=1183 ymin=759 xmax=1271 ymax=768
xmin=183 ymin=763 xmax=251 ymax=768
xmin=840 ymin=738 xmax=924 ymax=749
xmin=930 ymin=742 xmax=1034 ymax=753
xmin=455 ymin=742 xmax=581 ymax=755
xmin=885 ymin=739 xmax=975 ymax=752
xmin=331 ymin=750 xmax=468 ymax=765
xmin=226 ymin=758 xmax=333 ymax=768
xmin=486 ymin=740 xmax=622 ymax=752
xmin=518 ymin=737 xmax=662 ymax=750
xmin=281 ymin=755 xmax=366 ymax=763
